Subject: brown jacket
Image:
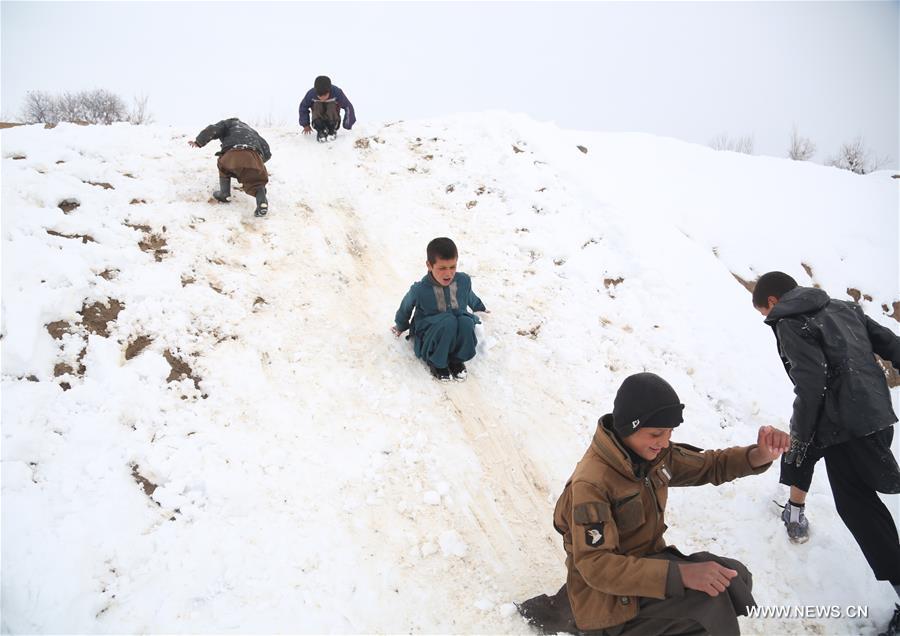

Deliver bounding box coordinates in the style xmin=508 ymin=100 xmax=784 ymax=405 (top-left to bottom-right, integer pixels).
xmin=552 ymin=415 xmax=771 ymax=631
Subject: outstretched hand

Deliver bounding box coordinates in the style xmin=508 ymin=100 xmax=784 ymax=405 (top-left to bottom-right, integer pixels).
xmin=677 ymin=561 xmax=738 ymax=597
xmin=188 ymin=141 xmax=199 ymax=148
xmin=749 ymin=425 xmax=791 ymax=467
xmin=302 ymin=125 xmax=312 ymax=135
xmin=390 ymin=326 xmax=401 ymax=338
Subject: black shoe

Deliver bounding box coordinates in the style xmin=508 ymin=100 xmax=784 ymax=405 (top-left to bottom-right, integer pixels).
xmin=881 ymin=604 xmax=900 ymax=636
xmin=254 ymin=187 xmax=268 ymax=217
xmin=449 ymin=360 xmax=467 ymax=382
xmin=428 ymin=363 xmax=451 ymax=382
xmin=254 ymin=202 xmax=268 ymax=217
xmin=316 ymin=129 xmax=327 ymax=143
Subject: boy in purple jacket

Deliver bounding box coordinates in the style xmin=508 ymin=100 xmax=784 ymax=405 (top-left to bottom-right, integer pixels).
xmin=298 ymin=76 xmax=356 ymax=143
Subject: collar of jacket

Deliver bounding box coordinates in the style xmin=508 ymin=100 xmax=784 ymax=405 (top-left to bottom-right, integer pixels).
xmin=591 ymin=414 xmax=659 ymax=481
xmin=421 ymin=272 xmax=456 ymax=288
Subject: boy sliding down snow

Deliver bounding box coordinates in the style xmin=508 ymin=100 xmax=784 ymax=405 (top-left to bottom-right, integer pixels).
xmin=392 ymin=237 xmax=488 ymax=382
xmin=519 ymin=373 xmax=789 ymax=636
xmin=298 ymin=75 xmax=356 ymax=143
xmin=189 ymin=118 xmax=272 ymax=217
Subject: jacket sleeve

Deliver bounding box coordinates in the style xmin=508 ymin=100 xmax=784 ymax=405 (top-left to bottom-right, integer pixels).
xmin=668 ymin=443 xmax=770 ymax=488
xmin=468 ymin=287 xmax=486 ymax=312
xmin=298 ymin=90 xmax=315 ymax=127
xmin=567 ymin=480 xmax=669 ymax=600
xmin=195 ymin=120 xmax=226 ymax=147
xmin=394 ymin=284 xmax=418 ymax=333
xmin=863 ymin=313 xmax=900 ymax=370
xmin=776 ymin=318 xmax=828 ymax=444
xmin=336 ymin=88 xmax=356 ymax=130
xmin=260 ymin=136 xmax=272 ymax=163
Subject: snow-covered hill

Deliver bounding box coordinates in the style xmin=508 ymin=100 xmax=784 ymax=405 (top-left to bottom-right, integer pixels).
xmin=2 ymin=114 xmax=898 ymax=634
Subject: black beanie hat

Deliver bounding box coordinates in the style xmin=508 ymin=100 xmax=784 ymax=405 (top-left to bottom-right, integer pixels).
xmin=612 ymin=372 xmax=684 ymax=438
xmin=314 ymin=75 xmax=332 ymax=96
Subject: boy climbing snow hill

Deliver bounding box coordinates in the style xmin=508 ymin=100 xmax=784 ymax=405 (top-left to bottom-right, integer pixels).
xmin=189 ymin=117 xmax=272 ymax=217
xmin=392 ymin=237 xmax=488 ymax=382
xmin=752 ymin=271 xmax=900 ymax=635
xmin=298 ymin=75 xmax=356 ymax=143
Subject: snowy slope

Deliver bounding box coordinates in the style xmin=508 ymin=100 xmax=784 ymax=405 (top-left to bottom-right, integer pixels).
xmin=1 ymin=115 xmax=898 ymax=634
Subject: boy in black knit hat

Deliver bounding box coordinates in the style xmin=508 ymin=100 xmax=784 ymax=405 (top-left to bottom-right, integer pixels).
xmin=298 ymin=75 xmax=356 ymax=143
xmin=520 ymin=372 xmax=789 ymax=635
xmin=753 ymin=271 xmax=900 ymax=634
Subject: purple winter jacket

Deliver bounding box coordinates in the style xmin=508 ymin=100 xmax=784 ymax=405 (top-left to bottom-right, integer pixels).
xmin=298 ymin=86 xmax=356 ymax=129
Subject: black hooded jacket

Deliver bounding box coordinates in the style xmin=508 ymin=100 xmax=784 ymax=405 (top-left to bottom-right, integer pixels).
xmin=194 ymin=118 xmax=271 ymax=162
xmin=765 ymin=286 xmax=900 ymax=449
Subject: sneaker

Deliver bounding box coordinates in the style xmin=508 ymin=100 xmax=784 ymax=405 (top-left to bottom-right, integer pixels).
xmin=254 ymin=202 xmax=268 ymax=217
xmin=881 ymin=604 xmax=900 ymax=636
xmin=327 ymin=132 xmax=337 ymax=142
xmin=428 ymin=363 xmax=451 ymax=382
xmin=316 ymin=129 xmax=327 ymax=143
xmin=449 ymin=360 xmax=467 ymax=382
xmin=212 ymin=190 xmax=231 ymax=203
xmin=779 ymin=500 xmax=810 ymax=544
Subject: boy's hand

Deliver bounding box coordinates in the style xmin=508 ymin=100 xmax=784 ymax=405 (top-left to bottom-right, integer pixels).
xmin=749 ymin=425 xmax=791 ymax=467
xmin=302 ymin=125 xmax=312 ymax=135
xmin=677 ymin=562 xmax=738 ymax=597
xmin=188 ymin=141 xmax=199 ymax=148
xmin=390 ymin=326 xmax=401 ymax=338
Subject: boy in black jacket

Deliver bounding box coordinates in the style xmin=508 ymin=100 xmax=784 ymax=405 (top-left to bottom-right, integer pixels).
xmin=189 ymin=118 xmax=272 ymax=217
xmin=753 ymin=271 xmax=900 ymax=633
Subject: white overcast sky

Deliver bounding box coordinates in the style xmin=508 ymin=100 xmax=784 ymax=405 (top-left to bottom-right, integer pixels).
xmin=1 ymin=1 xmax=897 ymax=163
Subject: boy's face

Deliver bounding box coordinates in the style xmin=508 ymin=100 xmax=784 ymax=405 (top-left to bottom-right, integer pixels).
xmin=427 ymin=256 xmax=458 ymax=286
xmin=622 ymin=427 xmax=672 ymax=461
xmin=755 ymin=296 xmax=779 ymax=317
xmin=316 ymin=92 xmax=331 ymax=101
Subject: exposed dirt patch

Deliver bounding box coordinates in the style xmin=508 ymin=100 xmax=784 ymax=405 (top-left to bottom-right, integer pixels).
xmin=512 ymin=145 xmax=524 ymax=154
xmin=800 ymin=262 xmax=821 ymax=288
xmin=46 ymin=229 xmax=95 ymax=244
xmin=475 ymin=185 xmax=486 ymax=196
xmin=582 ymin=237 xmax=601 ymax=248
xmin=208 ymin=282 xmax=224 ymax=294
xmin=46 ymin=320 xmax=75 ymax=340
xmin=122 ymin=173 xmax=136 ymax=179
xmin=124 ymin=222 xmax=151 ymax=233
xmin=56 ymin=160 xmax=66 ymax=165
xmin=130 ymin=464 xmax=158 ymax=498
xmin=517 ymin=323 xmax=542 ymax=339
xmin=139 ymin=233 xmax=168 ymax=261
xmin=85 ymin=181 xmax=114 ymax=190
xmin=354 ymin=137 xmax=370 ymax=149
xmin=54 ymin=362 xmax=75 ymax=377
xmin=58 ymin=199 xmax=80 ymax=214
xmin=129 ymin=198 xmax=147 ymax=205
xmin=181 ymin=275 xmax=196 ymax=287
xmin=253 ymin=296 xmax=267 ymax=308
xmin=466 ymin=200 xmax=478 ymax=209
xmin=554 ymin=258 xmax=566 ymax=266
xmin=124 ymin=335 xmax=153 ymax=360
xmin=577 ymin=145 xmax=588 ymax=154
xmin=164 ymin=349 xmax=201 ymax=389
xmin=0 ymin=122 xmax=25 ymax=129
xmin=98 ymin=269 xmax=118 ymax=281
xmin=445 ymin=184 xmax=455 ymax=193
xmin=78 ymin=299 xmax=124 ymax=337
xmin=846 ymin=288 xmax=873 ymax=303
xmin=536 ymin=187 xmax=547 ymax=192
xmin=424 ymin=154 xmax=433 ymax=161
xmin=732 ymin=272 xmax=755 ymax=293
xmin=12 ymin=154 xmax=26 ymax=160
xmin=883 ymin=301 xmax=900 ymax=323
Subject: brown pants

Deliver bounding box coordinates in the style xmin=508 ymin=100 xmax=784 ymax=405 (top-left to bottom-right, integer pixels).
xmin=217 ymin=148 xmax=268 ymax=196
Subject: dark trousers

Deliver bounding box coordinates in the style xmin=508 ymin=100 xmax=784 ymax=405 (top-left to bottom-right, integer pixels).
xmin=518 ymin=550 xmax=754 ymax=636
xmin=823 ymin=426 xmax=900 ymax=584
xmin=779 ymin=445 xmax=824 ymax=492
xmin=417 ymin=314 xmax=477 ymax=369
xmin=310 ymin=100 xmax=340 ymax=134
xmin=217 ymin=149 xmax=268 ymax=197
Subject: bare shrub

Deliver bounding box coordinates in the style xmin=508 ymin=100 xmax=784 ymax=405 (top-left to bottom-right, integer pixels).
xmin=21 ymin=90 xmax=60 ymax=124
xmin=827 ymin=137 xmax=890 ymax=175
xmin=19 ymin=89 xmax=147 ymax=125
xmin=709 ymin=133 xmax=754 ymax=155
xmin=788 ymin=125 xmax=816 ymax=161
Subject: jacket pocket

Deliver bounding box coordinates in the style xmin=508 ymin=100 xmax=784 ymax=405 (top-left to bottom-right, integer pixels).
xmin=612 ymin=492 xmax=645 ymax=534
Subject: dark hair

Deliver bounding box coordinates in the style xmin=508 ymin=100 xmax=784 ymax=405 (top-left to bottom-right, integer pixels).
xmin=426 ymin=237 xmax=458 ymax=264
xmin=314 ymin=76 xmax=332 ymax=96
xmin=752 ymin=271 xmax=798 ymax=307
